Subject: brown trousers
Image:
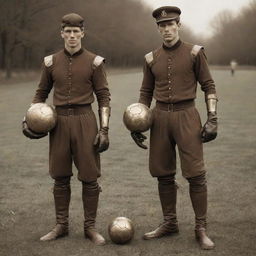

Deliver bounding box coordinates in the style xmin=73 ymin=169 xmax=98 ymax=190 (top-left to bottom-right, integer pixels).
xmin=149 ymin=102 xmax=205 ymax=178
xmin=49 ymin=105 xmax=100 ymax=182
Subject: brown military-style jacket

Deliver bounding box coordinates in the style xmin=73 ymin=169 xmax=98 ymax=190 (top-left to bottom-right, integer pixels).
xmin=33 ymin=48 xmax=110 ymax=107
xmin=139 ymin=40 xmax=216 ymax=107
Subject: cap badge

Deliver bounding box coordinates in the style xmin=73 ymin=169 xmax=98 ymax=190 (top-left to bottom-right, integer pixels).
xmin=161 ymin=10 xmax=167 ymax=17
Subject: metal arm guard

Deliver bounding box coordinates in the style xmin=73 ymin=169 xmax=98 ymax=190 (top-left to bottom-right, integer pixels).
xmin=99 ymin=107 xmax=111 ymax=129
xmin=205 ymin=94 xmax=218 ymax=114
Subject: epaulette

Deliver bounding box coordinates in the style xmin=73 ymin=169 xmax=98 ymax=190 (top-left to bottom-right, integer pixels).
xmin=93 ymin=55 xmax=105 ymax=68
xmin=44 ymin=55 xmax=53 ymax=67
xmin=145 ymin=51 xmax=154 ymax=65
xmin=191 ymin=45 xmax=203 ymax=57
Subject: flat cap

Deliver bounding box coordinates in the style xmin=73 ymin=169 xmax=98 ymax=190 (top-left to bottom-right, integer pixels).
xmin=152 ymin=6 xmax=181 ymax=24
xmin=61 ymin=13 xmax=84 ymax=28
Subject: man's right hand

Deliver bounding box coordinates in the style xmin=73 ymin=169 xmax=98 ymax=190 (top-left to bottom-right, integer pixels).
xmin=22 ymin=118 xmax=48 ymax=139
xmin=131 ymin=131 xmax=148 ymax=149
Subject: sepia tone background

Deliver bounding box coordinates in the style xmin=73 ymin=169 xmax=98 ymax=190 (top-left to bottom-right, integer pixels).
xmin=1 ymin=0 xmax=256 ymax=79
xmin=0 ymin=0 xmax=256 ymax=255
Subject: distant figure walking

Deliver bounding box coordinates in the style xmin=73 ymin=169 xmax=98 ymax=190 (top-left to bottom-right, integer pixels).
xmin=230 ymin=59 xmax=238 ymax=76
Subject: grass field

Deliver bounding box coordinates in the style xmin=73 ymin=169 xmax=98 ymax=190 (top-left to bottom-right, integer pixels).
xmin=0 ymin=68 xmax=256 ymax=256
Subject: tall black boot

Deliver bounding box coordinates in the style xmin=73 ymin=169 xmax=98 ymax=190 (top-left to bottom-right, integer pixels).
xmin=82 ymin=181 xmax=106 ymax=246
xmin=187 ymin=173 xmax=214 ymax=250
xmin=143 ymin=175 xmax=179 ymax=240
xmin=40 ymin=177 xmax=70 ymax=241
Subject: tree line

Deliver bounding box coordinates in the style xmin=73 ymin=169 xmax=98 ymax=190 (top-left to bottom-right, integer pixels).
xmin=0 ymin=0 xmax=255 ymax=79
xmin=205 ymin=0 xmax=256 ymax=65
xmin=0 ymin=0 xmax=198 ymax=78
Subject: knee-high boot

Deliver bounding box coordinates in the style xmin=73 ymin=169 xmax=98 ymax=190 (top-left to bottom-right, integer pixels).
xmin=40 ymin=177 xmax=70 ymax=241
xmin=82 ymin=181 xmax=106 ymax=246
xmin=143 ymin=175 xmax=179 ymax=240
xmin=187 ymin=173 xmax=214 ymax=250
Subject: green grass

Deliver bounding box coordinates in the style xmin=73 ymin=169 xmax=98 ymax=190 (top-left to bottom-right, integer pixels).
xmin=0 ymin=68 xmax=255 ymax=255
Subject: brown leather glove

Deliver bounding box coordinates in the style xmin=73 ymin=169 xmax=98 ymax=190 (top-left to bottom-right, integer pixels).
xmin=131 ymin=131 xmax=147 ymax=149
xmin=201 ymin=112 xmax=217 ymax=143
xmin=94 ymin=127 xmax=109 ymax=153
xmin=22 ymin=117 xmax=48 ymax=139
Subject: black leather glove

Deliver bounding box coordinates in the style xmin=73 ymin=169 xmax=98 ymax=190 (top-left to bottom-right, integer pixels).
xmin=22 ymin=118 xmax=48 ymax=139
xmin=201 ymin=112 xmax=217 ymax=143
xmin=131 ymin=131 xmax=147 ymax=149
xmin=94 ymin=127 xmax=109 ymax=153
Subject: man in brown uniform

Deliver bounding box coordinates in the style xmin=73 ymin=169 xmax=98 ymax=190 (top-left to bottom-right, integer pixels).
xmin=22 ymin=13 xmax=110 ymax=246
xmin=131 ymin=6 xmax=217 ymax=250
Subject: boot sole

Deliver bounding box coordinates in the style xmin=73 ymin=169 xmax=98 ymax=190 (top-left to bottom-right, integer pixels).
xmin=195 ymin=234 xmax=215 ymax=250
xmin=84 ymin=235 xmax=106 ymax=246
xmin=40 ymin=232 xmax=69 ymax=241
xmin=84 ymin=232 xmax=106 ymax=246
xmin=143 ymin=230 xmax=179 ymax=240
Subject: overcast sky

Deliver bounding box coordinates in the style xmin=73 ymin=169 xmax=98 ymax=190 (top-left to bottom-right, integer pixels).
xmin=141 ymin=0 xmax=252 ymax=37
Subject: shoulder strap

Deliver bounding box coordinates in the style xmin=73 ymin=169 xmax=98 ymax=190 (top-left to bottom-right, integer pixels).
xmin=44 ymin=55 xmax=53 ymax=67
xmin=93 ymin=55 xmax=105 ymax=69
xmin=191 ymin=45 xmax=203 ymax=57
xmin=145 ymin=51 xmax=154 ymax=65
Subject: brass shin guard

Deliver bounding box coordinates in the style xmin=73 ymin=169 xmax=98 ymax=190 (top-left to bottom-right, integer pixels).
xmin=187 ymin=173 xmax=207 ymax=230
xmin=53 ymin=177 xmax=71 ymax=227
xmin=82 ymin=181 xmax=100 ymax=229
xmin=158 ymin=175 xmax=178 ymax=225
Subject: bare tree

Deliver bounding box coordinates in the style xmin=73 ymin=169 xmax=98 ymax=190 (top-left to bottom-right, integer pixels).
xmin=206 ymin=0 xmax=256 ymax=65
xmin=0 ymin=0 xmax=58 ymax=78
xmin=0 ymin=0 xmax=207 ymax=79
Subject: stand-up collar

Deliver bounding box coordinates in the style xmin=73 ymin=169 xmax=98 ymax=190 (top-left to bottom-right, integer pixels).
xmin=64 ymin=47 xmax=84 ymax=57
xmin=162 ymin=39 xmax=182 ymax=51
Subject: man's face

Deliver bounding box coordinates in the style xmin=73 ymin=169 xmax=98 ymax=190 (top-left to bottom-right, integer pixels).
xmin=158 ymin=20 xmax=180 ymax=44
xmin=61 ymin=26 xmax=84 ymax=48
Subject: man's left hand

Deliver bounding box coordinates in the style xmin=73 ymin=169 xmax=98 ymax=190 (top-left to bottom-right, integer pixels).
xmin=201 ymin=112 xmax=218 ymax=143
xmin=94 ymin=127 xmax=109 ymax=153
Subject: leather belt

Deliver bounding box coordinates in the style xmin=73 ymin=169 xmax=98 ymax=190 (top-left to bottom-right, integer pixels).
xmin=155 ymin=100 xmax=195 ymax=112
xmin=55 ymin=104 xmax=92 ymax=115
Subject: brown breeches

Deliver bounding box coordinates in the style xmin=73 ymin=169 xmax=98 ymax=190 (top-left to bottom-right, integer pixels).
xmin=49 ymin=106 xmax=100 ymax=182
xmin=149 ymin=104 xmax=205 ymax=178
